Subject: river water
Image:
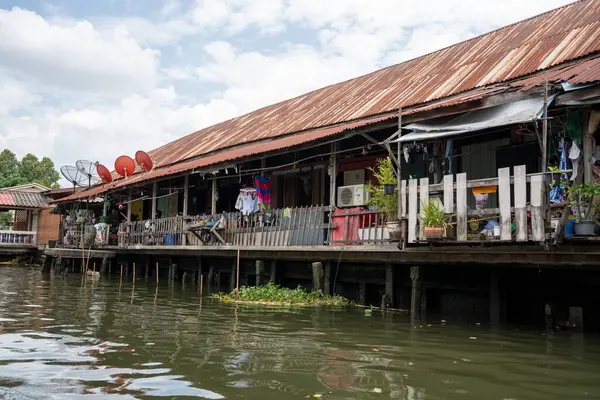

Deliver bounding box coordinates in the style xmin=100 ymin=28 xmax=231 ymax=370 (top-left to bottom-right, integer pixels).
xmin=0 ymin=266 xmax=599 ymax=399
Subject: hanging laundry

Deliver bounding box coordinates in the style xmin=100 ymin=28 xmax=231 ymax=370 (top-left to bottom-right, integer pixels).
xmin=254 ymin=176 xmax=272 ymax=210
xmin=550 ymin=141 xmax=568 ymax=204
xmin=235 ymin=188 xmax=259 ymax=216
xmin=569 ymin=141 xmax=582 ymax=181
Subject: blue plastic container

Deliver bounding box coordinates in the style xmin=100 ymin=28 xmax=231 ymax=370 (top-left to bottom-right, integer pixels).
xmin=564 ymin=218 xmax=575 ymax=237
xmin=164 ymin=235 xmax=176 ymax=245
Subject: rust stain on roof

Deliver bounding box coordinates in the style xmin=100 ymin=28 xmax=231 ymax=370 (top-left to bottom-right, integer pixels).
xmin=61 ymin=0 xmax=600 ymax=202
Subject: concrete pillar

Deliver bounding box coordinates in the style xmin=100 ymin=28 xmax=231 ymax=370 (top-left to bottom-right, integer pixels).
xmin=269 ymin=260 xmax=278 ymax=284
xmin=323 ymin=261 xmax=332 ymax=295
xmin=410 ymin=266 xmax=422 ymax=323
xmin=55 ymin=256 xmax=63 ymax=275
xmin=358 ymin=281 xmax=366 ymax=305
xmin=490 ymin=269 xmax=501 ymax=328
xmin=312 ymin=262 xmax=324 ymax=292
xmin=255 ymin=260 xmax=265 ymax=286
xmin=385 ymin=263 xmax=394 ymax=307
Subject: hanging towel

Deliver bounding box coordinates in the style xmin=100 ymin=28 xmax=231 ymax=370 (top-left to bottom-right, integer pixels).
xmin=254 ymin=176 xmax=272 ymax=210
xmin=569 ymin=141 xmax=582 ymax=181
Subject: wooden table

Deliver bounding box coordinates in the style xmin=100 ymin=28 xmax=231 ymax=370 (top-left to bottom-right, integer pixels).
xmin=185 ymin=217 xmax=227 ymax=245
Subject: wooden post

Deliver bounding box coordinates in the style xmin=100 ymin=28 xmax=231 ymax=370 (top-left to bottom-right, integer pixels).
xmin=312 ymin=262 xmax=324 ymax=292
xmin=119 ymin=264 xmax=123 ymax=287
xmin=583 ymin=109 xmax=593 ymax=183
xmin=498 ymin=167 xmax=512 ymax=241
xmin=230 ymin=261 xmax=236 ymax=291
xmin=211 ymin=179 xmax=217 ymax=215
xmin=197 ymin=258 xmax=203 ymax=290
xmin=100 ymin=255 xmax=109 ymax=275
xmin=124 ymin=262 xmax=129 ymax=281
xmin=172 ymin=263 xmax=178 ymax=285
xmin=156 ymin=262 xmax=159 ymax=285
xmin=385 ymin=263 xmax=394 ymax=308
xmin=132 ymin=262 xmax=136 ymax=282
xmin=236 ymin=248 xmax=240 ymax=294
xmin=103 ymin=199 xmax=108 ymax=217
xmin=200 ymin=275 xmax=204 ymax=298
xmin=330 ymin=143 xmax=338 ymax=208
xmin=255 ymin=260 xmax=264 ymax=286
xmin=410 ymin=266 xmax=422 ymax=323
xmin=456 ymin=173 xmax=467 ymax=241
xmin=182 ymin=175 xmax=189 ymax=246
xmin=323 ymin=261 xmax=331 ymax=295
xmin=144 ymin=258 xmax=149 ymax=281
xmin=397 ymin=108 xmax=404 ymax=248
xmin=151 ymin=182 xmax=158 ymax=219
xmin=490 ymin=269 xmax=500 ymax=329
xmin=514 ymin=165 xmax=527 ymax=242
xmin=127 ymin=188 xmax=132 ymax=222
xmin=358 ymin=281 xmax=366 ymax=306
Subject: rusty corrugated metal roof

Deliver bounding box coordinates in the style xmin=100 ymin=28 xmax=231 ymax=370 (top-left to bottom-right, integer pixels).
xmin=0 ymin=190 xmax=50 ymax=209
xmin=57 ymin=115 xmax=393 ymax=202
xmin=60 ymin=0 xmax=600 ymax=203
xmin=148 ymin=0 xmax=600 ymax=170
xmin=513 ymin=55 xmax=600 ymax=90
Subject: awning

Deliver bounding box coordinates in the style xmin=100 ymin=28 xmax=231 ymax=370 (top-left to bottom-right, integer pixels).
xmin=395 ymin=97 xmax=548 ymax=143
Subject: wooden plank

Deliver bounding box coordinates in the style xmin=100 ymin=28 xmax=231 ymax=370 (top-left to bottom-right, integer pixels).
xmin=456 ymin=173 xmax=467 ymax=242
xmin=443 ymin=174 xmax=453 ymax=214
xmin=514 ymin=165 xmax=527 ymax=242
xmin=400 ymin=180 xmax=407 ymax=218
xmin=498 ymin=167 xmax=512 ymax=241
xmin=419 ymin=177 xmax=429 ymax=241
xmin=408 ymin=179 xmax=418 ymax=244
xmin=530 ymin=174 xmax=545 ymax=241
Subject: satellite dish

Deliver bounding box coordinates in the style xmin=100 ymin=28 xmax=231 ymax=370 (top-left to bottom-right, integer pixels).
xmin=76 ymin=160 xmax=102 ymax=187
xmin=115 ymin=155 xmax=135 ymax=178
xmin=96 ymin=164 xmax=113 ymax=184
xmin=60 ymin=165 xmax=87 ymax=189
xmin=135 ymin=150 xmax=154 ymax=172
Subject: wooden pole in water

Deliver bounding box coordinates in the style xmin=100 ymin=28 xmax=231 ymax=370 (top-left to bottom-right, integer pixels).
xmin=236 ymin=249 xmax=240 ymax=294
xmin=200 ymin=274 xmax=203 ymax=298
xmin=132 ymin=262 xmax=136 ymax=282
xmin=119 ymin=264 xmax=123 ymax=286
xmin=156 ymin=262 xmax=159 ymax=285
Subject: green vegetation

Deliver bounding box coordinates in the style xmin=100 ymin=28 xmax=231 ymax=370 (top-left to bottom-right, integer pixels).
xmin=366 ymin=157 xmax=398 ymax=220
xmin=0 ymin=149 xmax=60 ymax=189
xmin=421 ymin=200 xmax=448 ymax=228
xmin=567 ymin=182 xmax=600 ymax=222
xmin=212 ymin=283 xmax=351 ymax=307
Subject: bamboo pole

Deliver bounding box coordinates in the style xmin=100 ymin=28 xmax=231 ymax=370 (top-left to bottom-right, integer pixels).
xmin=156 ymin=262 xmax=159 ymax=285
xmin=236 ymin=248 xmax=240 ymax=294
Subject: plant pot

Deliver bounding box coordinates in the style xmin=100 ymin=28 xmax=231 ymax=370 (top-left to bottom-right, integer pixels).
xmin=387 ymin=220 xmax=402 ymax=241
xmin=574 ymin=220 xmax=597 ymax=236
xmin=383 ymin=184 xmax=396 ymax=195
xmin=424 ymin=225 xmax=445 ymax=239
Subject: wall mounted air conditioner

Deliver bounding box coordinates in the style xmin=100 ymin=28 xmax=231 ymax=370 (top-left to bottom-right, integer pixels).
xmin=337 ymin=184 xmax=369 ymax=207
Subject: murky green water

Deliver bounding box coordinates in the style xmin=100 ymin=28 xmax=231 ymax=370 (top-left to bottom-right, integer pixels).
xmin=0 ymin=266 xmax=599 ymax=399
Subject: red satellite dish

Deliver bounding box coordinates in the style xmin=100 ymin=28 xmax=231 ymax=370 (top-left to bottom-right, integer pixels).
xmin=114 ymin=155 xmax=136 ymax=178
xmin=135 ymin=150 xmax=154 ymax=172
xmin=96 ymin=164 xmax=113 ymax=184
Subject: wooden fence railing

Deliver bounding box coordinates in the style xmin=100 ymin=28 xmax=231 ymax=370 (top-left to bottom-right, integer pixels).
xmin=400 ymin=164 xmax=545 ymax=243
xmin=328 ymin=209 xmax=393 ymax=246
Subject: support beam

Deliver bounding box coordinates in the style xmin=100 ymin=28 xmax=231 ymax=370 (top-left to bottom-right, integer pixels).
xmin=323 ymin=261 xmax=331 ymax=295
xmin=410 ymin=266 xmax=422 ymax=323
xmin=182 ymin=175 xmax=189 ymax=245
xmin=152 ymin=182 xmax=158 ymax=219
xmin=127 ymin=189 xmax=132 ymax=223
xmin=329 ymin=143 xmax=337 ymax=209
xmin=490 ymin=269 xmax=500 ymax=328
xmin=385 ymin=263 xmax=394 ymax=308
xmin=255 ymin=260 xmax=265 ymax=286
xmin=211 ymin=179 xmax=217 ymax=215
xmin=312 ymin=262 xmax=324 ymax=292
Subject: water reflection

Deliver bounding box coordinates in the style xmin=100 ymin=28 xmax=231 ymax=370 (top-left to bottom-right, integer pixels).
xmin=0 ymin=266 xmax=598 ymax=399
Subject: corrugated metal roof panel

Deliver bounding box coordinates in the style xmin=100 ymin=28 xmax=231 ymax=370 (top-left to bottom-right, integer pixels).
xmin=145 ymin=0 xmax=600 ymax=170
xmin=0 ymin=191 xmax=50 ymax=209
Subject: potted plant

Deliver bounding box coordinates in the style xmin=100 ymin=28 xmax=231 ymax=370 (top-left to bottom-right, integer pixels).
xmin=366 ymin=158 xmax=400 ymax=240
xmin=421 ymin=200 xmax=448 ymax=239
xmin=566 ymin=182 xmax=600 ymax=236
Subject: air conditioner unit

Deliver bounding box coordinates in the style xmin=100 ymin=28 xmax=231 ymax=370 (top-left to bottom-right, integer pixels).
xmin=337 ymin=184 xmax=369 ymax=207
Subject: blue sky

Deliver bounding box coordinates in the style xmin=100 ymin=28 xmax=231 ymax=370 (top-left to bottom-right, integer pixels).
xmin=0 ymin=0 xmax=574 ymax=185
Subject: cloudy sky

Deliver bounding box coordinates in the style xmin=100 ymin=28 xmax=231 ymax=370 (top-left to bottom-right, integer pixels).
xmin=0 ymin=0 xmax=574 ymax=185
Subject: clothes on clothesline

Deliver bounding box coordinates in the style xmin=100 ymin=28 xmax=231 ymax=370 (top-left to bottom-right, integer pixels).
xmin=254 ymin=176 xmax=271 ymax=210
xmin=235 ymin=188 xmax=260 ymax=216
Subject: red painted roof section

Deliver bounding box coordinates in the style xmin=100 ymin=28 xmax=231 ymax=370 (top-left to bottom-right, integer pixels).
xmin=0 ymin=190 xmax=50 ymax=209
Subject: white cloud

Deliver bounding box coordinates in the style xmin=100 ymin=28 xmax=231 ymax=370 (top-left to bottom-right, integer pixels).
xmin=0 ymin=7 xmax=159 ymax=95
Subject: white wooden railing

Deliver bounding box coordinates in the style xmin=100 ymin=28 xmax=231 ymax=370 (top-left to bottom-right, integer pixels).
xmin=400 ymin=164 xmax=545 ymax=243
xmin=0 ymin=230 xmax=36 ymax=245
